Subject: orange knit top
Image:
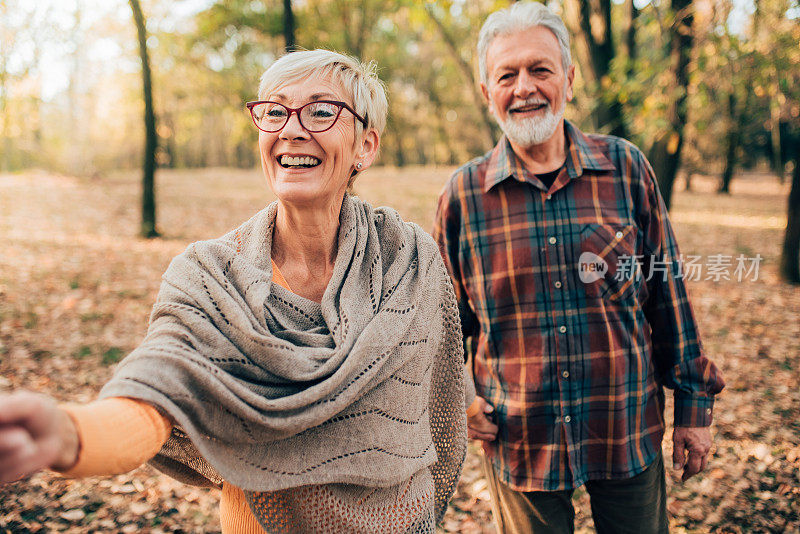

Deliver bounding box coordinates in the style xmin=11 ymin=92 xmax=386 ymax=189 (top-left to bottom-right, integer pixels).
xmin=58 ymin=260 xmax=294 ymax=533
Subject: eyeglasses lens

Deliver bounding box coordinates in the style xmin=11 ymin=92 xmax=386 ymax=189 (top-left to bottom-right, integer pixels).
xmin=301 ymin=102 xmax=340 ymax=131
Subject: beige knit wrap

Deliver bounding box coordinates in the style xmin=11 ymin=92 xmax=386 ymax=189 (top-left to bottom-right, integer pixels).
xmin=99 ymin=194 xmax=467 ymax=532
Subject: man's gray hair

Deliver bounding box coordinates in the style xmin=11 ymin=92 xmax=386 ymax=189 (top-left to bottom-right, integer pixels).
xmin=477 ymin=2 xmax=572 ymax=86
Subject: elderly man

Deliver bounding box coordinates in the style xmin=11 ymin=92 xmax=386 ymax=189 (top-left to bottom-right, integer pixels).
xmin=433 ymin=2 xmax=725 ymax=533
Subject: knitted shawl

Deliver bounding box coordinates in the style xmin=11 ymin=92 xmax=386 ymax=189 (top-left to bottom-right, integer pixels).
xmin=99 ymin=194 xmax=467 ymax=533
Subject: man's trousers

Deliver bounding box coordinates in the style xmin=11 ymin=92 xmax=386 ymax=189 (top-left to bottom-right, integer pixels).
xmin=481 ymin=450 xmax=669 ymax=534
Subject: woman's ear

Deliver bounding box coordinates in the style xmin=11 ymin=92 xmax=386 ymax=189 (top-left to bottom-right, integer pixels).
xmin=355 ymin=128 xmax=380 ymax=172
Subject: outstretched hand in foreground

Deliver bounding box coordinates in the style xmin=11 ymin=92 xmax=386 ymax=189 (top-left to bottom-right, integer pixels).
xmin=0 ymin=391 xmax=79 ymax=484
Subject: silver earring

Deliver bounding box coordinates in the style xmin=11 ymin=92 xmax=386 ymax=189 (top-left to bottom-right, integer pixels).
xmin=356 ymin=162 xmax=363 ymax=170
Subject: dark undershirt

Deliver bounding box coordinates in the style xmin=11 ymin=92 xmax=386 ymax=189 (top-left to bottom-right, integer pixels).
xmin=536 ymin=167 xmax=562 ymax=191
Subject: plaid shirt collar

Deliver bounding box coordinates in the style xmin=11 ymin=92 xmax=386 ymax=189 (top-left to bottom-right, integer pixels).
xmin=483 ymin=120 xmax=617 ymax=193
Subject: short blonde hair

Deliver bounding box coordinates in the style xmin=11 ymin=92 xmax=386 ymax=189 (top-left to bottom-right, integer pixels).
xmin=257 ymin=49 xmax=388 ymax=138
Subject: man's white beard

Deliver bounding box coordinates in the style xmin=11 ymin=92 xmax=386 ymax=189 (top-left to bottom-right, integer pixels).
xmin=494 ymin=97 xmax=565 ymax=148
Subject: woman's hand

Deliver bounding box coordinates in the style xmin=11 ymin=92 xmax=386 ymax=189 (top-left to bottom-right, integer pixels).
xmin=0 ymin=391 xmax=79 ymax=483
xmin=466 ymin=395 xmax=498 ymax=442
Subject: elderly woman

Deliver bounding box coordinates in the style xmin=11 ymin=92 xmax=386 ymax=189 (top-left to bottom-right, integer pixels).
xmin=0 ymin=50 xmax=468 ymax=533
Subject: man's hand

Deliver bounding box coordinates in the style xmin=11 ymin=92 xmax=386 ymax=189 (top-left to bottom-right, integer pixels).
xmin=0 ymin=391 xmax=79 ymax=484
xmin=672 ymin=426 xmax=712 ymax=482
xmin=466 ymin=396 xmax=498 ymax=442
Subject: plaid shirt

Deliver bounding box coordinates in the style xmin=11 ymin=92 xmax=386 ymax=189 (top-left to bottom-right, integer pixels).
xmin=432 ymin=121 xmax=725 ymax=491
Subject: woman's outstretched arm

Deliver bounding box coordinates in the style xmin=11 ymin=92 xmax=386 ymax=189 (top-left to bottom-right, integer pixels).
xmin=57 ymin=397 xmax=171 ymax=477
xmin=0 ymin=392 xmax=171 ymax=483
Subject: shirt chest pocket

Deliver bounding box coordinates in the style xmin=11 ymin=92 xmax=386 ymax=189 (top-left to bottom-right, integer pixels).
xmin=578 ymin=223 xmax=640 ymax=302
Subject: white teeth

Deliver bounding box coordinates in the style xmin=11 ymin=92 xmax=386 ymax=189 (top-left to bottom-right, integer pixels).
xmin=280 ymin=155 xmax=321 ymax=167
xmin=511 ymin=102 xmax=547 ymax=112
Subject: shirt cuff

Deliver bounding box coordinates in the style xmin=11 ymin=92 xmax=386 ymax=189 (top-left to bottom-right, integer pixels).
xmin=674 ymin=394 xmax=715 ymax=427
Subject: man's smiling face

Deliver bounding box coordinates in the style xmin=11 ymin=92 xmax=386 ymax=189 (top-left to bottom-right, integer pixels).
xmin=481 ymin=26 xmax=575 ymax=148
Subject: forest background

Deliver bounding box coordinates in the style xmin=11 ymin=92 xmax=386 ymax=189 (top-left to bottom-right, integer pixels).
xmin=1 ymin=0 xmax=800 ymax=532
xmin=2 ymin=0 xmax=800 ymax=274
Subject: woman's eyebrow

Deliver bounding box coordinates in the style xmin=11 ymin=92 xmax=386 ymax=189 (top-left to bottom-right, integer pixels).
xmin=269 ymin=92 xmax=338 ymax=102
xmin=308 ymin=93 xmax=338 ymax=101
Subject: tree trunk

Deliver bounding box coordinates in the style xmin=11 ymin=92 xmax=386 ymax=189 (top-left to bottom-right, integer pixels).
xmin=161 ymin=113 xmax=176 ymax=168
xmin=648 ymin=0 xmax=694 ymax=211
xmin=423 ymin=74 xmax=458 ymax=165
xmin=0 ymin=68 xmax=8 ymax=172
xmin=649 ymin=132 xmax=682 ymax=210
xmin=283 ymin=0 xmax=295 ymax=52
xmin=565 ymin=0 xmax=629 ymax=139
xmin=0 ymin=3 xmax=10 ymax=172
xmin=780 ymin=138 xmax=800 ymax=284
xmin=622 ymin=0 xmax=639 ymax=79
xmin=779 ymin=120 xmax=791 ymax=174
xmin=770 ymin=95 xmax=784 ymax=181
xmin=352 ymin=0 xmax=372 ymax=59
xmin=391 ymin=124 xmax=407 ymax=167
xmin=129 ymin=0 xmax=158 ymax=238
xmin=67 ymin=3 xmax=85 ymax=174
xmin=415 ymin=136 xmax=428 ymax=165
xmin=719 ymin=92 xmax=739 ymax=194
xmin=423 ymin=4 xmax=498 ymax=149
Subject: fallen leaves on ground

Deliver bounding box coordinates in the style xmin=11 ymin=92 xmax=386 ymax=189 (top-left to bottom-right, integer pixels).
xmin=1 ymin=168 xmax=798 ymax=533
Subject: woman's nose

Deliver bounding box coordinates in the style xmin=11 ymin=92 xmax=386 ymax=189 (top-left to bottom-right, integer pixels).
xmin=279 ymin=111 xmax=309 ymax=140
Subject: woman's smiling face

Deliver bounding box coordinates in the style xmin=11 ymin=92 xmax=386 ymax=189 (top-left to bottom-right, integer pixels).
xmin=258 ymin=76 xmax=376 ymax=209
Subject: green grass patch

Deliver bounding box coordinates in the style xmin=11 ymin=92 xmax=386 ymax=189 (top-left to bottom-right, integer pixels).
xmin=73 ymin=345 xmax=92 ymax=359
xmin=101 ymin=347 xmax=124 ymax=365
xmin=734 ymin=243 xmax=756 ymax=257
xmin=23 ymin=311 xmax=38 ymax=329
xmin=31 ymin=349 xmax=52 ymax=360
xmin=80 ymin=311 xmax=111 ymax=322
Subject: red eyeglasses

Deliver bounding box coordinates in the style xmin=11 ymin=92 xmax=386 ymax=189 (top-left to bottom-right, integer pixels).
xmin=246 ymin=100 xmax=368 ymax=133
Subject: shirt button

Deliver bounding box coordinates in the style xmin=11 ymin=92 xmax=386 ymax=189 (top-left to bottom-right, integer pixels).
xmin=615 ymin=231 xmax=624 ymax=239
xmin=562 ymin=370 xmax=570 ymax=378
xmin=554 ymin=281 xmax=562 ymax=288
xmin=546 ymin=194 xmax=552 ymax=200
xmin=706 ymin=408 xmax=712 ymax=415
xmin=548 ymin=237 xmax=557 ymax=245
xmin=564 ymin=415 xmax=572 ymax=423
xmin=558 ymin=325 xmax=567 ymax=334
